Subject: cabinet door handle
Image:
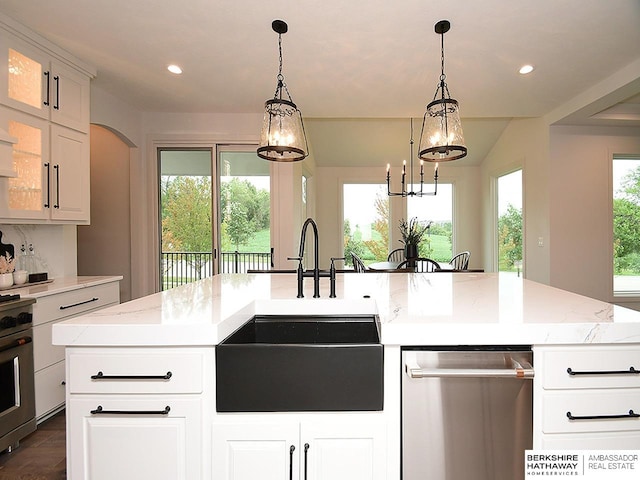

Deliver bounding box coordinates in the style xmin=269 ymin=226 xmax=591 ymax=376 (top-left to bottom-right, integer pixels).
xmin=304 ymin=443 xmax=309 ymax=480
xmin=567 ymin=367 xmax=638 ymax=376
xmin=43 ymin=71 xmax=50 ymax=106
xmin=53 ymin=75 xmax=60 ymax=110
xmin=90 ymin=405 xmax=171 ymax=415
xmin=289 ymin=445 xmax=295 ymax=480
xmin=90 ymin=371 xmax=172 ymax=380
xmin=53 ymin=164 xmax=60 ymax=208
xmin=567 ymin=409 xmax=640 ymax=421
xmin=44 ymin=162 xmax=50 ymax=208
xmin=59 ymin=297 xmax=99 ymax=310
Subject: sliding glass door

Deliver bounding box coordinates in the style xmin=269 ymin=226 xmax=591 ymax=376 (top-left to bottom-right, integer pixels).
xmin=158 ymin=148 xmax=213 ymax=290
xmin=218 ymin=147 xmax=273 ymax=273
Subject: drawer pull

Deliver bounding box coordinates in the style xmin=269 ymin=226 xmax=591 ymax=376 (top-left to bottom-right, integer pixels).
xmin=91 ymin=371 xmax=173 ymax=380
xmin=90 ymin=405 xmax=171 ymax=415
xmin=567 ymin=366 xmax=638 ymax=376
xmin=567 ymin=409 xmax=640 ymax=421
xmin=60 ymin=297 xmax=99 ymax=310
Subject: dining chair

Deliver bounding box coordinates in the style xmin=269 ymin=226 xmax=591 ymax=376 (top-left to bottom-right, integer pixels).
xmin=416 ymin=258 xmax=441 ymax=272
xmin=387 ymin=248 xmax=404 ymax=262
xmin=449 ymin=251 xmax=470 ymax=270
xmin=351 ymin=253 xmax=367 ymax=273
xmin=397 ymin=259 xmax=437 ymax=272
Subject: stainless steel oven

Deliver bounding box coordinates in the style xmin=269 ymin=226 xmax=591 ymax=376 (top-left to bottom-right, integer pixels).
xmin=0 ymin=296 xmax=36 ymax=453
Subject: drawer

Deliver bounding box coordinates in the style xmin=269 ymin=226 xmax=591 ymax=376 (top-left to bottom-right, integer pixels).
xmin=35 ymin=360 xmax=66 ymax=420
xmin=540 ymin=431 xmax=640 ymax=449
xmin=33 ymin=282 xmax=120 ymax=326
xmin=542 ymin=389 xmax=640 ymax=434
xmin=68 ymin=350 xmax=204 ymax=394
xmin=540 ymin=346 xmax=640 ymax=390
xmin=33 ymin=320 xmax=65 ymax=371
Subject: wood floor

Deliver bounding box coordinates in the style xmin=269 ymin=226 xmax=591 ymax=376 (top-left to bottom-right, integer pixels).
xmin=0 ymin=411 xmax=66 ymax=480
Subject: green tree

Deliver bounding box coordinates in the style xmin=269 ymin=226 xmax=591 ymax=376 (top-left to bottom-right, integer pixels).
xmin=161 ymin=176 xmax=211 ymax=252
xmin=498 ymin=204 xmax=522 ymax=270
xmin=363 ymin=192 xmax=390 ymax=261
xmin=220 ymin=178 xmax=270 ymax=249
xmin=225 ymin=201 xmax=253 ymax=249
xmin=614 ymin=166 xmax=640 ymax=273
xmin=343 ymin=220 xmax=367 ymax=267
xmin=161 ymin=175 xmax=212 ymax=279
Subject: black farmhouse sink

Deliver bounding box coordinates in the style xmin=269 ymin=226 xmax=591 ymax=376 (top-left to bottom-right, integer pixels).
xmin=216 ymin=314 xmax=383 ymax=412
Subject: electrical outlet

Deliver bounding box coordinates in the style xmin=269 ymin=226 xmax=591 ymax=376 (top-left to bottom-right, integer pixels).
xmin=538 ymin=237 xmax=544 ymax=247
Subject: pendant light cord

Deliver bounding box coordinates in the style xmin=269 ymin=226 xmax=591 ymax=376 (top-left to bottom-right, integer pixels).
xmin=273 ymin=32 xmax=294 ymax=102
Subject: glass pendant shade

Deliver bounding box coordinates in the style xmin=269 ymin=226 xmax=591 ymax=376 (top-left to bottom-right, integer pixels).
xmin=258 ymin=97 xmax=308 ymax=162
xmin=418 ymin=98 xmax=467 ymax=162
xmin=257 ymin=19 xmax=308 ymax=162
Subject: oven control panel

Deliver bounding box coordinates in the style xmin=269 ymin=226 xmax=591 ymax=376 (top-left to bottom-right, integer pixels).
xmin=0 ymin=297 xmax=35 ymax=337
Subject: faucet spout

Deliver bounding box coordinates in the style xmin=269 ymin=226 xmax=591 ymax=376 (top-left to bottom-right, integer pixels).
xmin=298 ymin=218 xmax=321 ymax=298
xmin=299 ymin=218 xmax=319 ymax=273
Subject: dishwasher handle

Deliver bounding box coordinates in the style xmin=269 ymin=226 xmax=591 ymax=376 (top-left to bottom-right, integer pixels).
xmin=406 ymin=358 xmax=534 ymax=379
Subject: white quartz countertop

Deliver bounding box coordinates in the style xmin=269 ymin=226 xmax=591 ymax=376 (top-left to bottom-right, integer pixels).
xmin=52 ymin=272 xmax=640 ymax=347
xmin=6 ymin=275 xmax=122 ymax=299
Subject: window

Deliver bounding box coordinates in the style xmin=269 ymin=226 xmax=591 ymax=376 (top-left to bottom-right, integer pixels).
xmin=497 ymin=170 xmax=523 ymax=274
xmin=407 ymin=184 xmax=453 ymax=263
xmin=343 ymin=184 xmax=389 ymax=267
xmin=613 ymin=156 xmax=640 ymax=295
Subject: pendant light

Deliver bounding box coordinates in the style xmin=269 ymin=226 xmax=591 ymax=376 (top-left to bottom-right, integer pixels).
xmin=418 ymin=20 xmax=467 ymax=162
xmin=387 ymin=118 xmax=438 ymax=197
xmin=257 ymin=20 xmax=309 ymax=162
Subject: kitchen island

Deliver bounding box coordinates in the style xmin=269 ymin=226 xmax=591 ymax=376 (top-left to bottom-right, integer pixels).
xmin=52 ymin=273 xmax=640 ymax=480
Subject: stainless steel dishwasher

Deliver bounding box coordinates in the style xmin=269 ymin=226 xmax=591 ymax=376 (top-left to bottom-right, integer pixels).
xmin=402 ymin=347 xmax=534 ymax=480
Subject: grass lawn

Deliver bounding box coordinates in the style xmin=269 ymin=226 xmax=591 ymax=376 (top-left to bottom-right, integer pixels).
xmin=232 ymin=229 xmax=271 ymax=252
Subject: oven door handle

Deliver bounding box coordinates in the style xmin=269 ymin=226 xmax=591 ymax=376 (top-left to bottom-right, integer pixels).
xmin=406 ymin=358 xmax=534 ymax=379
xmin=0 ymin=336 xmax=32 ymax=354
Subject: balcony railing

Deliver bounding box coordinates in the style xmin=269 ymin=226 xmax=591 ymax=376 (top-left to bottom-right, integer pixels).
xmin=161 ymin=249 xmax=274 ymax=290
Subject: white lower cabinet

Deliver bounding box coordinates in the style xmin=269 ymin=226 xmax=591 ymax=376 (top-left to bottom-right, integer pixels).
xmin=212 ymin=414 xmax=387 ymax=480
xmin=34 ymin=281 xmax=120 ymax=422
xmin=65 ymin=347 xmax=214 ymax=480
xmin=68 ymin=396 xmax=202 ymax=480
xmin=533 ymin=344 xmax=640 ymax=449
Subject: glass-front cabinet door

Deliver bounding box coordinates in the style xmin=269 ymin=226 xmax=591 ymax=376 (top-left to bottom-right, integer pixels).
xmin=0 ymin=108 xmax=49 ymax=220
xmin=0 ymin=35 xmax=48 ymax=121
xmin=0 ymin=34 xmax=90 ymax=133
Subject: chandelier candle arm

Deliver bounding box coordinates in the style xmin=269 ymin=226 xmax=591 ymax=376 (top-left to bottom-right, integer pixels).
xmin=387 ymin=118 xmax=438 ymax=197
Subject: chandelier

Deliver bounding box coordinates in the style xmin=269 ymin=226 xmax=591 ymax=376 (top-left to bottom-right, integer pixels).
xmin=387 ymin=118 xmax=438 ymax=197
xmin=257 ymin=20 xmax=309 ymax=162
xmin=418 ymin=20 xmax=467 ymax=162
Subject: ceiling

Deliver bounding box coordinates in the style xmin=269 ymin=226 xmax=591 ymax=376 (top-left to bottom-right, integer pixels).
xmin=1 ymin=0 xmax=639 ymax=166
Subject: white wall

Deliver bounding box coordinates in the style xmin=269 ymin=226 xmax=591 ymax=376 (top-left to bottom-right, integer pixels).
xmin=481 ymin=117 xmax=550 ymax=283
xmin=77 ymin=125 xmax=132 ymax=302
xmin=549 ymin=124 xmax=640 ymax=304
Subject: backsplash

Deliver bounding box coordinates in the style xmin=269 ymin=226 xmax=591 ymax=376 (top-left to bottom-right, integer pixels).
xmin=0 ymin=224 xmax=78 ymax=279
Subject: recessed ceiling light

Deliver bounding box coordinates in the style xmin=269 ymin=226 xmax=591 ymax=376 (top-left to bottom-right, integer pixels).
xmin=519 ymin=64 xmax=534 ymax=75
xmin=167 ymin=64 xmax=183 ymax=75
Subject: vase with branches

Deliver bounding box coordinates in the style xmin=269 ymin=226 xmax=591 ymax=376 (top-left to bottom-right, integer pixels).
xmin=399 ymin=217 xmax=432 ymax=263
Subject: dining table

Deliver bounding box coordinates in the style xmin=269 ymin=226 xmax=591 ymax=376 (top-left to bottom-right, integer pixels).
xmin=367 ymin=260 xmax=460 ymax=272
xmin=366 ymin=261 xmax=413 ymax=272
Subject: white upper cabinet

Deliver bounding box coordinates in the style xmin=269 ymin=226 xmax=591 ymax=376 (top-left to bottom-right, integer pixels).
xmin=0 ymin=33 xmax=90 ymax=133
xmin=0 ymin=14 xmax=95 ymax=223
